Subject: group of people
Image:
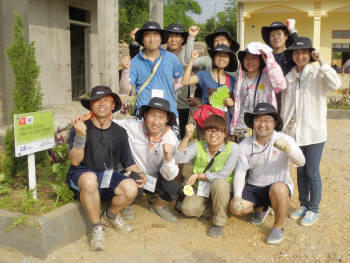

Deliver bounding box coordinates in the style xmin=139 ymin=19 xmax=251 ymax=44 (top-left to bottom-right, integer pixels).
xmin=66 ymin=19 xmax=341 ymax=251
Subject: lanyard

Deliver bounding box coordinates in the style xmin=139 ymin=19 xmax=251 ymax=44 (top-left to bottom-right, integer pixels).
xmin=93 ymin=126 xmax=113 ymax=169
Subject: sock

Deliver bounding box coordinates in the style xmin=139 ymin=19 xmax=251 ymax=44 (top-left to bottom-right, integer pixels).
xmin=106 ymin=209 xmax=117 ymax=220
xmin=92 ymin=221 xmax=103 ymax=229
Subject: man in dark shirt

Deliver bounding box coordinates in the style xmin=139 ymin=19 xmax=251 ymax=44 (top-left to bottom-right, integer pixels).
xmin=66 ymin=86 xmax=146 ymax=251
xmin=261 ymin=20 xmax=298 ymax=111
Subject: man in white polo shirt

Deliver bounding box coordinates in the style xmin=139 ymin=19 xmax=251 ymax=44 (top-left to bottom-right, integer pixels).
xmin=114 ymin=97 xmax=179 ymax=222
xmin=229 ymin=103 xmax=305 ymax=244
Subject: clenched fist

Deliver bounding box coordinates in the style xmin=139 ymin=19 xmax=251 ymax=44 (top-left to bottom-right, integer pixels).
xmin=273 ymin=137 xmax=291 ymax=153
xmin=162 ymin=143 xmax=173 ymax=162
xmin=188 ymin=26 xmax=200 ymax=38
xmin=185 ymin=123 xmax=195 ymax=139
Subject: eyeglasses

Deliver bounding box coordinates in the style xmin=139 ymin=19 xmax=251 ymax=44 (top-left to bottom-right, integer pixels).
xmin=205 ymin=129 xmax=223 ymax=135
xmin=253 ymin=118 xmax=275 ymax=124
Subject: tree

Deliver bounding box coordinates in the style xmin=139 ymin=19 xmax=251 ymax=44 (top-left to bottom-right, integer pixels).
xmin=198 ymin=0 xmax=238 ymax=42
xmin=4 ymin=13 xmax=46 ymax=184
xmin=119 ymin=0 xmax=149 ymax=43
xmin=164 ymin=0 xmax=202 ymax=30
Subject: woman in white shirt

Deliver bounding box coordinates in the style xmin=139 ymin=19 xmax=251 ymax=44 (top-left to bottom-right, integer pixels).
xmin=281 ymin=37 xmax=341 ymax=226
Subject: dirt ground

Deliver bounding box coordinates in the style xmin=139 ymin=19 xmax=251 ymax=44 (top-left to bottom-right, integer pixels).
xmin=0 ymin=118 xmax=349 ymax=263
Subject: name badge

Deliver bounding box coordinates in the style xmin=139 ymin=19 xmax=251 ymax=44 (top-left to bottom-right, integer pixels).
xmin=143 ymin=174 xmax=158 ymax=193
xmin=152 ymin=89 xmax=164 ymax=98
xmin=197 ymin=181 xmax=211 ymax=198
xmin=101 ymin=169 xmax=113 ymax=188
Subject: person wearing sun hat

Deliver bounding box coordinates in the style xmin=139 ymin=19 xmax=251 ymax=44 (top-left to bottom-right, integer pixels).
xmin=261 ymin=20 xmax=299 ymax=112
xmin=66 ymin=86 xmax=146 ymax=251
xmin=280 ymin=36 xmax=341 ymax=227
xmin=229 ymin=102 xmax=305 ymax=244
xmin=119 ymin=21 xmax=184 ymax=122
xmin=192 ymin=28 xmax=240 ymax=74
xmin=229 ymin=42 xmax=286 ymax=143
xmin=182 ymin=44 xmax=238 ymax=132
xmin=114 ymin=97 xmax=180 ymax=222
xmin=175 ymin=115 xmax=240 ymax=237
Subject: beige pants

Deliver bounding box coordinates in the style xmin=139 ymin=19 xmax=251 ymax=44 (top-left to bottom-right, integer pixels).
xmin=181 ymin=178 xmax=231 ymax=226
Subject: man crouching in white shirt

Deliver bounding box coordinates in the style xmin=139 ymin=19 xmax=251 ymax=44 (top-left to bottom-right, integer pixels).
xmin=229 ymin=103 xmax=305 ymax=244
xmin=115 ymin=97 xmax=180 ymax=222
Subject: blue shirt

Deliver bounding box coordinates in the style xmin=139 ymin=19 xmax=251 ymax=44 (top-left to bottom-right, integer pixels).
xmin=129 ymin=47 xmax=184 ymax=117
xmin=196 ymin=70 xmax=236 ymax=104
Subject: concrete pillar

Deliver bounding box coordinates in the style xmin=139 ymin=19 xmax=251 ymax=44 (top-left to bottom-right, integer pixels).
xmin=0 ymin=0 xmax=29 ymax=125
xmin=237 ymin=3 xmax=244 ymax=50
xmin=150 ymin=0 xmax=163 ymax=27
xmin=313 ymin=16 xmax=321 ymax=51
xmin=97 ymin=0 xmax=119 ymax=92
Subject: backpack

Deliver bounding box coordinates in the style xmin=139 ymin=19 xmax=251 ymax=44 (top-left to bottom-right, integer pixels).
xmin=193 ymin=104 xmax=225 ymax=128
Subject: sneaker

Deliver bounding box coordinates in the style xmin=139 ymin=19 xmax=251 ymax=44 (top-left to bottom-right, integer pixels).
xmin=251 ymin=207 xmax=270 ymax=226
xmin=289 ymin=206 xmax=307 ymax=220
xmin=266 ymin=228 xmax=284 ymax=244
xmin=89 ymin=226 xmax=105 ymax=251
xmin=300 ymin=211 xmax=318 ymax=226
xmin=121 ymin=205 xmax=135 ymax=220
xmin=150 ymin=205 xmax=178 ymax=222
xmin=207 ymin=225 xmax=224 ymax=237
xmin=102 ymin=211 xmax=134 ymax=233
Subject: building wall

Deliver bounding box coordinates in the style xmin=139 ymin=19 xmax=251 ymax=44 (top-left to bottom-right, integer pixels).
xmin=28 ymin=0 xmax=98 ymax=106
xmin=239 ymin=0 xmax=350 ymax=89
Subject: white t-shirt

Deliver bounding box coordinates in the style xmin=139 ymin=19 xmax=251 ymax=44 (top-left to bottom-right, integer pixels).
xmin=233 ymin=131 xmax=305 ymax=198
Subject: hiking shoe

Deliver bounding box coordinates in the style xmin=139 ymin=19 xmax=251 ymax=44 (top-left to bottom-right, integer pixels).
xmin=150 ymin=205 xmax=178 ymax=222
xmin=208 ymin=225 xmax=224 ymax=237
xmin=121 ymin=205 xmax=135 ymax=220
xmin=266 ymin=228 xmax=284 ymax=244
xmin=300 ymin=211 xmax=318 ymax=226
xmin=102 ymin=211 xmax=134 ymax=233
xmin=251 ymin=207 xmax=270 ymax=226
xmin=289 ymin=206 xmax=307 ymax=220
xmin=90 ymin=226 xmax=105 ymax=251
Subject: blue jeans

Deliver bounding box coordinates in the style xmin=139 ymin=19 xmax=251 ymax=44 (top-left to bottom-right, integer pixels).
xmin=297 ymin=141 xmax=325 ymax=213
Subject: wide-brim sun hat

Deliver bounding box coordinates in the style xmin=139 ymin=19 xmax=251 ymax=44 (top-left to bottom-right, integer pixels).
xmin=205 ymin=28 xmax=240 ymax=52
xmin=244 ymin=103 xmax=283 ymax=131
xmin=138 ymin=97 xmax=176 ymax=126
xmin=208 ymin=44 xmax=238 ymax=72
xmin=80 ymin=86 xmax=122 ymax=113
xmin=261 ymin=21 xmax=293 ymax=48
xmin=284 ymin=36 xmax=316 ymax=64
xmin=237 ymin=50 xmax=265 ymax=72
xmin=135 ymin=21 xmax=168 ymax=46
xmin=166 ymin=23 xmax=189 ymax=45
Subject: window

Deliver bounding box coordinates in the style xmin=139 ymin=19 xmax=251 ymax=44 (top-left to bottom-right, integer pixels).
xmin=332 ymin=30 xmax=350 ymax=39
xmin=332 ymin=43 xmax=350 ymax=73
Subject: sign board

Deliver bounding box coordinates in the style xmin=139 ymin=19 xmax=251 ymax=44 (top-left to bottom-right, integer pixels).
xmin=14 ymin=111 xmax=55 ymax=157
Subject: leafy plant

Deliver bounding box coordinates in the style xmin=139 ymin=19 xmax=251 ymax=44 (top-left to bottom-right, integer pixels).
xmin=20 ymin=188 xmax=40 ymax=214
xmin=50 ymin=183 xmax=75 ymax=206
xmin=4 ymin=12 xmax=47 ymax=184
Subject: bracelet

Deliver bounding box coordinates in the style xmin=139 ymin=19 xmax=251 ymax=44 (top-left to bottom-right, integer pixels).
xmin=73 ymin=134 xmax=86 ymax=149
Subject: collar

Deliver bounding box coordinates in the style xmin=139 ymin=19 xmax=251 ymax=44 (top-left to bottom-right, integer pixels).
xmin=142 ymin=121 xmax=171 ymax=152
xmin=204 ymin=141 xmax=226 ymax=154
xmin=286 ymin=63 xmax=313 ymax=83
xmin=252 ymin=130 xmax=276 ymax=147
xmin=140 ymin=47 xmax=165 ymax=61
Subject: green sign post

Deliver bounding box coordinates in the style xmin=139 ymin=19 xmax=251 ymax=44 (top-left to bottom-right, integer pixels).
xmin=14 ymin=111 xmax=55 ymax=198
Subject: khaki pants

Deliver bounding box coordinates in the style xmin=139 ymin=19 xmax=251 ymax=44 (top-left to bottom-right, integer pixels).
xmin=181 ymin=178 xmax=231 ymax=226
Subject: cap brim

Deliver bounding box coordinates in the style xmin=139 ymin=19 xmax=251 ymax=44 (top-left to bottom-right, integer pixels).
xmin=261 ymin=25 xmax=289 ymax=47
xmin=209 ymin=49 xmax=238 ymax=72
xmin=284 ymin=47 xmax=316 ymax=64
xmin=244 ymin=111 xmax=283 ymax=131
xmin=167 ymin=30 xmax=189 ymax=45
xmin=205 ymin=32 xmax=239 ymax=52
xmin=139 ymin=105 xmax=176 ymax=126
xmin=135 ymin=29 xmax=168 ymax=46
xmin=80 ymin=93 xmax=121 ymax=113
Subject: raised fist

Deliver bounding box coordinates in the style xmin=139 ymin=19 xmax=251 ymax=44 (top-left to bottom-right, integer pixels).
xmin=185 ymin=123 xmax=195 ymax=139
xmin=273 ymin=137 xmax=291 ymax=153
xmin=188 ymin=26 xmax=200 ymax=38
